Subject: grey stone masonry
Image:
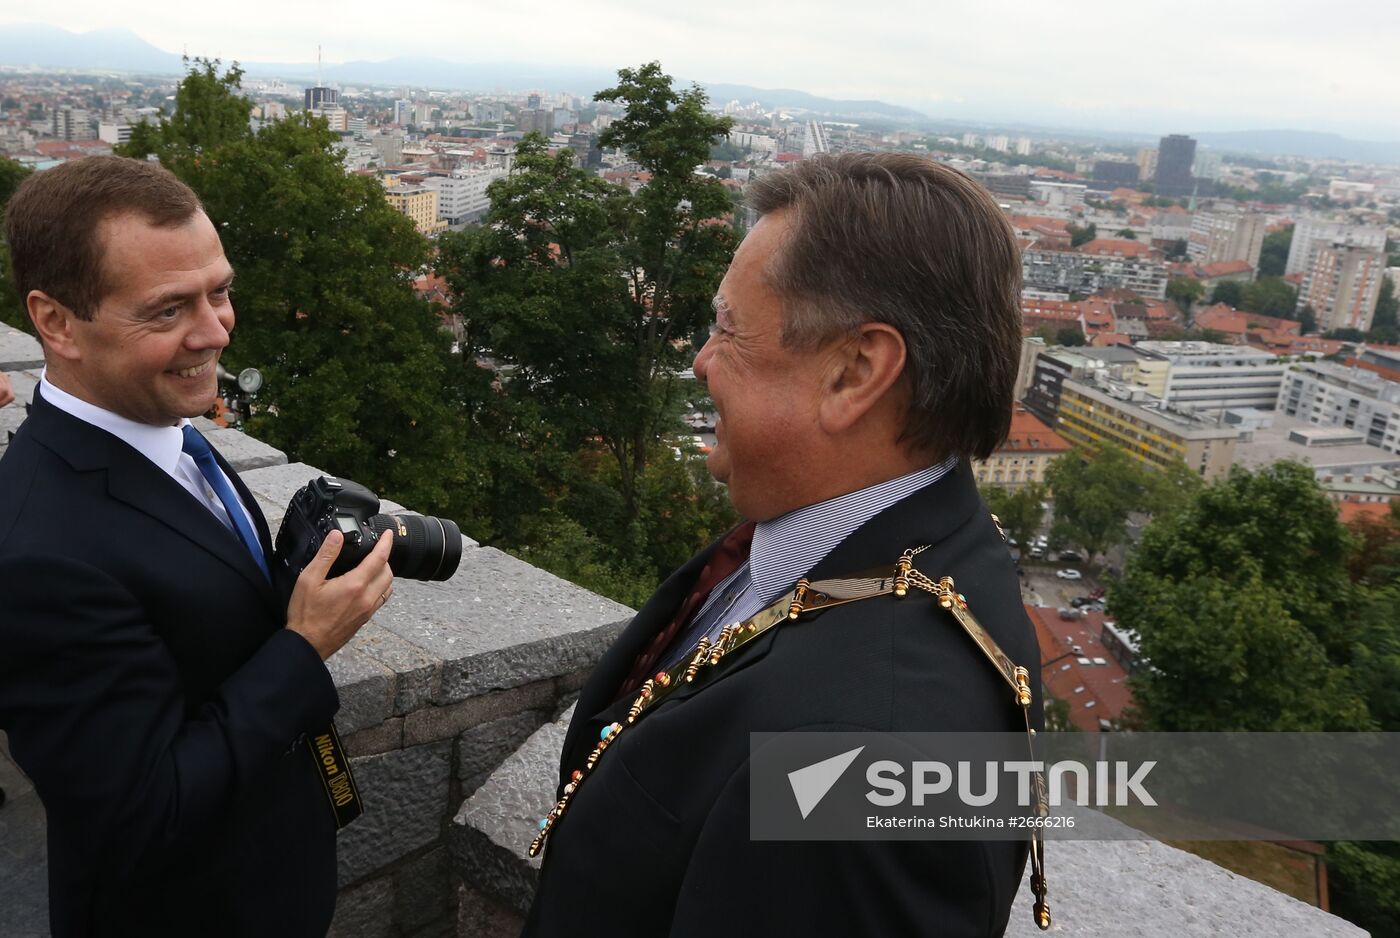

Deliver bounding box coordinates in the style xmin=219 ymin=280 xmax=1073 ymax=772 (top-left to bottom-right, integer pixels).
xmin=0 ymin=323 xmax=43 ymax=371
xmin=449 ymin=708 xmax=570 ymax=918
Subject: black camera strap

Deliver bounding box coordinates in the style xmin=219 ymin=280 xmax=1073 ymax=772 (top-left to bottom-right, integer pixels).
xmin=307 ymin=723 xmax=364 ymax=829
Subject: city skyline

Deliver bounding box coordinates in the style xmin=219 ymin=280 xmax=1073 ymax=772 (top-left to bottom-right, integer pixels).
xmin=4 ymin=1 xmax=1400 ymax=141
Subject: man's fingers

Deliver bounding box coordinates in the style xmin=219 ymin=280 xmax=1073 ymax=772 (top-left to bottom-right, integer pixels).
xmin=302 ymin=529 xmax=345 ymax=581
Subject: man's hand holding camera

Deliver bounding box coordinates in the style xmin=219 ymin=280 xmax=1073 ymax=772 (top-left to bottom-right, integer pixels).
xmin=285 ymin=528 xmax=395 ymax=660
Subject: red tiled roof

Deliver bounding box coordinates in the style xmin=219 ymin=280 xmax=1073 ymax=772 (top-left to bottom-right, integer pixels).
xmin=1339 ymin=502 xmax=1392 ymax=524
xmin=1078 ymin=238 xmax=1156 ymax=258
xmin=995 ymin=405 xmax=1073 ymax=455
xmin=1200 ymin=260 xmax=1254 ymax=279
xmin=1342 ymin=357 xmax=1400 ymax=383
xmin=1025 ymin=605 xmax=1134 ymax=732
xmin=1195 ymin=304 xmax=1299 ymax=337
xmin=1091 ymin=333 xmax=1134 ymax=347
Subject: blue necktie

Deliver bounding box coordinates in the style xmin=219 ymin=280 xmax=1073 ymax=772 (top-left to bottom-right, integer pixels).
xmin=181 ymin=425 xmax=270 ymax=581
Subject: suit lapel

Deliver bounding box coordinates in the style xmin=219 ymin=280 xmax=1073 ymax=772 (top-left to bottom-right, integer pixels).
xmin=28 ymin=390 xmax=280 ymax=610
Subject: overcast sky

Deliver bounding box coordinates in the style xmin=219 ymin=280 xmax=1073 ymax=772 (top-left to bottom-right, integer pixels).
xmin=12 ymin=1 xmax=1400 ymax=139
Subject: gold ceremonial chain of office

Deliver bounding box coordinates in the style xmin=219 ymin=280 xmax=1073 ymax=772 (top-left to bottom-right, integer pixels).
xmin=528 ymin=545 xmax=1052 ymax=931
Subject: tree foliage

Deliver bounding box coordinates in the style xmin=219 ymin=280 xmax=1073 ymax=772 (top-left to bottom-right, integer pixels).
xmin=1045 ymin=447 xmax=1197 ymax=564
xmin=1210 ymin=276 xmax=1297 ymax=318
xmin=118 ymin=59 xmax=482 ymax=528
xmin=436 ymin=62 xmax=741 ymax=591
xmin=0 ymin=155 xmax=33 ymax=332
xmin=1258 ymin=226 xmax=1292 ymax=278
xmin=981 ymin=482 xmax=1047 ymax=553
xmin=1166 ymin=276 xmax=1204 ymax=313
xmin=1067 ymin=222 xmax=1097 ymax=247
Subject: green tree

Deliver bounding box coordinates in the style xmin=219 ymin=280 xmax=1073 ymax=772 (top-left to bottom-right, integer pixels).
xmin=1298 ymin=304 xmax=1317 ymax=335
xmin=119 ymin=59 xmax=482 ymax=529
xmin=0 ymin=155 xmax=34 ymax=332
xmin=1067 ymin=222 xmax=1097 ymax=247
xmin=1044 ymin=447 xmax=1193 ymax=564
xmin=1370 ymin=276 xmax=1398 ymax=343
xmin=1166 ymin=276 xmax=1204 ymax=313
xmin=1055 ymin=326 xmax=1086 ymax=347
xmin=1258 ymin=226 xmax=1292 ymax=277
xmin=1114 ymin=228 xmax=1137 ymax=239
xmin=1210 ymin=280 xmax=1244 ymax=308
xmin=1240 ymin=276 xmax=1298 ymax=317
xmin=439 ymin=64 xmax=734 ymax=527
xmin=1112 ymin=463 xmax=1385 ymax=729
xmin=981 ymin=481 xmax=1048 ymax=553
xmin=1166 ymin=237 xmax=1189 ymax=260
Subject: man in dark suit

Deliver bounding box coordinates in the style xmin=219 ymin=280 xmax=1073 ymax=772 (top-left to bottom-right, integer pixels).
xmin=525 ymin=153 xmax=1042 ymax=936
xmin=0 ymin=156 xmax=395 ymax=937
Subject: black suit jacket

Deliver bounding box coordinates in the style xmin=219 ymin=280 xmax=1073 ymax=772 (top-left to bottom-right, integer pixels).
xmin=525 ymin=461 xmax=1042 ymax=937
xmin=0 ymin=388 xmax=341 ymax=937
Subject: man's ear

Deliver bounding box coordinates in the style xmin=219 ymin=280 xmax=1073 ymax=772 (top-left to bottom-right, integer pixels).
xmin=818 ymin=322 xmax=907 ymax=435
xmin=26 ymin=291 xmax=82 ymax=362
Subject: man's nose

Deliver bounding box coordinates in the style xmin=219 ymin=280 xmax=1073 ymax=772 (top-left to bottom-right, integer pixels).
xmin=692 ymin=333 xmax=716 ymax=386
xmin=188 ymin=298 xmax=232 ymax=350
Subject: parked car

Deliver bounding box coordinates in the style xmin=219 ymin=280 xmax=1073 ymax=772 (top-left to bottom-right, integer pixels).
xmin=1056 ymin=568 xmax=1083 ymax=580
xmin=1057 ymin=607 xmax=1084 ymax=620
xmin=1058 ymin=550 xmax=1083 ymax=563
xmin=1088 ymin=586 xmax=1106 ymax=601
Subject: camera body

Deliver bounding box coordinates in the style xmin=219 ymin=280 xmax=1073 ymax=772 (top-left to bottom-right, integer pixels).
xmin=275 ymin=476 xmax=462 ymax=582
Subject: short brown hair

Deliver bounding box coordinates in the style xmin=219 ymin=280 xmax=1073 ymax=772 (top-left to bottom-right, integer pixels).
xmin=5 ymin=155 xmax=204 ymax=321
xmin=746 ymin=153 xmax=1023 ymax=461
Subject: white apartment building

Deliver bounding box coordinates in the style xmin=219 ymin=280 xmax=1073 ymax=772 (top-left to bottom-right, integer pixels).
xmin=1021 ymin=247 xmax=1169 ymax=299
xmin=1187 ymin=211 xmax=1266 ymax=270
xmin=1297 ymin=243 xmax=1386 ymax=332
xmin=1279 ymin=361 xmax=1400 ymax=453
xmin=1133 ymin=341 xmax=1286 ymax=413
xmin=1285 ymin=218 xmax=1386 ymax=276
xmin=421 ymin=167 xmax=510 ymax=225
xmin=97 ymin=122 xmax=132 ymax=146
xmin=1015 ymin=137 xmax=1032 ymax=156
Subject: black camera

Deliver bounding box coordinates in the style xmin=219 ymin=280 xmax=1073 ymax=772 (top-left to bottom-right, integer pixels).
xmin=275 ymin=476 xmax=463 ymax=582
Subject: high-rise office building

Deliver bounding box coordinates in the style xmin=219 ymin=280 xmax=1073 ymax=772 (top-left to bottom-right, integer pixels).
xmin=394 ymin=100 xmax=413 ymax=125
xmin=1187 ymin=212 xmax=1267 ymax=269
xmin=1154 ymin=134 xmax=1197 ymax=198
xmin=526 ymin=93 xmax=542 ymax=109
xmin=304 ymin=86 xmax=339 ymax=110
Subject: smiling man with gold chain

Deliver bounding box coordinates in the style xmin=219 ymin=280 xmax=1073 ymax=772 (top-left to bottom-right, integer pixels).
xmin=523 ymin=153 xmax=1046 ymax=937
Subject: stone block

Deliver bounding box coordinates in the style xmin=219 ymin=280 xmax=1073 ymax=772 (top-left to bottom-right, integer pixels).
xmin=403 ymin=678 xmax=556 ymax=748
xmin=0 ymin=325 xmax=43 ymax=370
xmin=394 ymin=847 xmax=450 ymax=933
xmin=373 ymin=548 xmax=629 ymax=705
xmin=327 ymin=875 xmax=394 ymax=938
xmin=0 ymin=749 xmax=48 ymax=938
xmin=455 ymin=880 xmax=525 ymax=938
xmin=338 ymin=739 xmax=453 ymax=887
xmin=326 ymin=643 xmax=396 ymax=735
xmin=455 ymin=709 xmax=550 ymax=789
xmin=351 ymin=622 xmax=443 ymax=714
xmin=343 ymin=716 xmax=404 ymax=758
xmin=201 ymin=425 xmax=287 ymax=472
xmin=449 ymin=710 xmax=572 ymax=915
xmin=1005 ymin=816 xmax=1365 ymax=938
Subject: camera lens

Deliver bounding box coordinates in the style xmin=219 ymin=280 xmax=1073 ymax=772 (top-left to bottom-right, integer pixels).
xmin=367 ymin=513 xmax=463 ymax=581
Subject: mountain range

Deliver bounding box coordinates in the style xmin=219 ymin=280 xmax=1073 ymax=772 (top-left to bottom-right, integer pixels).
xmin=3 ymin=23 xmax=1399 ymax=162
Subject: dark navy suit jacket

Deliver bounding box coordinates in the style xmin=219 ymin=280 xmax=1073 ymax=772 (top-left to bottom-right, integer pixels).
xmin=0 ymin=388 xmax=340 ymax=937
xmin=525 ymin=460 xmax=1043 ymax=937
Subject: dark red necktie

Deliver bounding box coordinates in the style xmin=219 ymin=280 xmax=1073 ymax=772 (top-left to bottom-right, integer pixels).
xmin=618 ymin=521 xmax=756 ymax=697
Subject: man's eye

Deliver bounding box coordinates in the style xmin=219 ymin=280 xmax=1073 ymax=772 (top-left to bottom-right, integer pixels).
xmin=157 ymin=306 xmax=180 ymax=319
